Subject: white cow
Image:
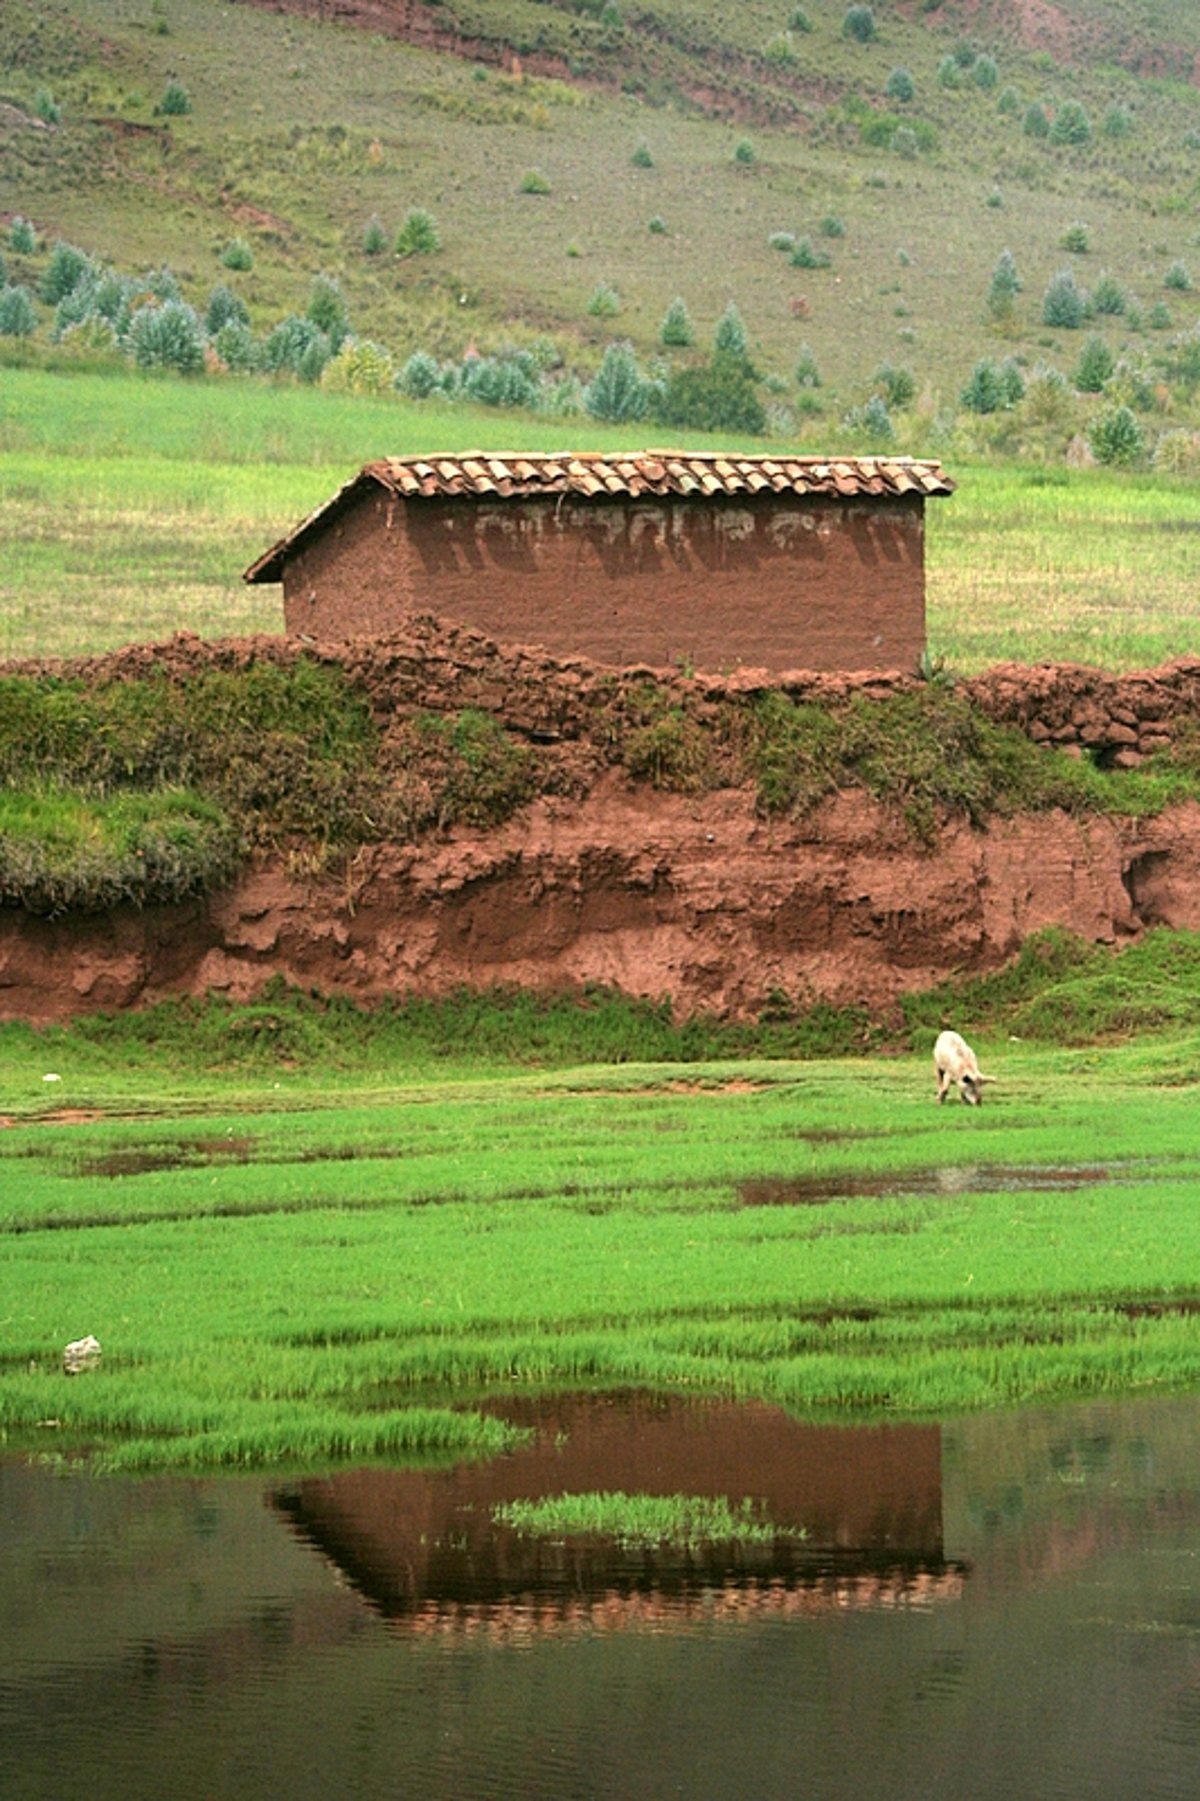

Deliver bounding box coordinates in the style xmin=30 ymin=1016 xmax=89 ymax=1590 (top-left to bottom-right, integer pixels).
xmin=933 ymin=1030 xmax=996 ymax=1106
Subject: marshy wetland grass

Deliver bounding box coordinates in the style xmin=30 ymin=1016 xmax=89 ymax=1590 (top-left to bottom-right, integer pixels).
xmin=3 ymin=989 xmax=1199 ymax=1474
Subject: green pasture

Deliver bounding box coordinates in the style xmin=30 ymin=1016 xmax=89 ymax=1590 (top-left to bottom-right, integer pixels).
xmin=3 ymin=365 xmax=1199 ymax=668
xmin=2 ymin=1016 xmax=1199 ymax=1473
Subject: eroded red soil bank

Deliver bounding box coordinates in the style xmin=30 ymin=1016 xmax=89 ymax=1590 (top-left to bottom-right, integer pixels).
xmin=5 ymin=627 xmax=1200 ymax=1024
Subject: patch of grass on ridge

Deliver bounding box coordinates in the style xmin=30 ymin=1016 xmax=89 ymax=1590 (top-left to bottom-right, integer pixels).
xmin=0 ymin=787 xmax=237 ymax=913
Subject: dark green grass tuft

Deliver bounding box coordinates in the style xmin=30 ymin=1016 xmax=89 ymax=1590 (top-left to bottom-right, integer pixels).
xmin=0 ymin=787 xmax=238 ymax=912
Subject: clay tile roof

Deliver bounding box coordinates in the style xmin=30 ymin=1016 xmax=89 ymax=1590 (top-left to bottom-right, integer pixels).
xmin=243 ymin=450 xmax=954 ymax=581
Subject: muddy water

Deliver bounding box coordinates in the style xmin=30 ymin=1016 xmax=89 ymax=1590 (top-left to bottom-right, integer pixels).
xmin=3 ymin=1391 xmax=1198 ymax=1801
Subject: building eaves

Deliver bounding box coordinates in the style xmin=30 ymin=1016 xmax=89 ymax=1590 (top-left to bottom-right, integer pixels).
xmin=244 ymin=451 xmax=954 ymax=583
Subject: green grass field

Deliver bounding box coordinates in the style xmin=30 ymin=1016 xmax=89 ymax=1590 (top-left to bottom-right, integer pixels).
xmin=5 ymin=1 xmax=1200 ymax=1479
xmin=3 ymin=1030 xmax=1198 ymax=1473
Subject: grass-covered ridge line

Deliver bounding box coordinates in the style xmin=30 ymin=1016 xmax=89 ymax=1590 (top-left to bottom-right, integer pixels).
xmin=6 ymin=649 xmax=1200 ymax=911
xmin=3 ymin=1035 xmax=1199 ymax=1471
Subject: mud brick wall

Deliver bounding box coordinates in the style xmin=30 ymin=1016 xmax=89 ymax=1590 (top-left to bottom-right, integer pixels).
xmin=960 ymin=661 xmax=1200 ymax=767
xmin=279 ymin=488 xmax=929 ymax=678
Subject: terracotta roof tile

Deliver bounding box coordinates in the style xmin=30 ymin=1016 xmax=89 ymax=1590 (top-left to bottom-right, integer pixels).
xmin=244 ymin=450 xmax=954 ymax=581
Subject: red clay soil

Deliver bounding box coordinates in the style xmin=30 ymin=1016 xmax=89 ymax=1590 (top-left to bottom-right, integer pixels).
xmin=4 ymin=768 xmax=1199 ymax=1026
xmin=6 ymin=624 xmax=1200 ymax=1025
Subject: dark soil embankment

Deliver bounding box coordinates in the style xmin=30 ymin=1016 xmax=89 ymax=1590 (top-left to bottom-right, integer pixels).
xmin=5 ymin=623 xmax=1200 ymax=1024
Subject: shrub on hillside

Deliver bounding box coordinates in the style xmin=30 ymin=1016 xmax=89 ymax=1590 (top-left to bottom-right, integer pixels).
xmin=973 ymin=54 xmax=998 ymax=90
xmin=1153 ymin=430 xmax=1200 ymax=476
xmin=395 ymin=208 xmax=440 ymax=256
xmin=842 ymin=6 xmax=875 ymax=43
xmin=127 ymin=300 xmax=206 ymax=374
xmin=631 ymin=140 xmax=654 ymax=167
xmin=648 ymin=215 xmax=668 ymax=235
xmin=8 ymin=217 xmax=36 ymax=254
xmin=519 ymin=169 xmax=551 ymax=194
xmin=39 ymin=242 xmax=92 ymax=305
xmin=842 ymin=394 xmax=894 ymax=445
xmin=262 ymin=314 xmax=329 ymax=379
xmin=937 ymin=56 xmax=962 ymax=89
xmin=584 ymin=340 xmax=654 ymax=423
xmin=886 ymin=68 xmax=914 ymax=104
xmin=1090 ymin=273 xmax=1126 ymax=317
xmin=205 ymin=283 xmax=249 ymax=336
xmin=1102 ymin=105 xmax=1132 ymax=140
xmin=1164 ymin=260 xmax=1192 ymax=292
xmin=714 ymin=301 xmax=748 ymax=356
xmin=158 ymin=81 xmax=191 ymax=116
xmin=1074 ymin=336 xmax=1114 ymax=393
xmin=0 ymin=285 xmax=37 ymax=337
xmin=1088 ymin=404 xmax=1143 ymax=466
xmin=657 ymin=350 xmax=766 ymax=435
xmin=306 ymin=275 xmax=350 ymax=352
xmin=733 ymin=137 xmax=756 ymax=165
xmin=212 ymin=320 xmax=259 ymax=372
xmin=1060 ymin=220 xmax=1090 ymax=253
xmin=362 ymin=215 xmax=388 ymax=256
xmin=586 ymin=281 xmax=621 ymax=318
xmin=961 ymin=358 xmax=1007 ymax=414
xmin=794 ymin=344 xmax=820 ymax=389
xmin=34 ymin=90 xmax=61 ymax=124
xmin=873 ymin=361 xmax=915 ymax=408
xmin=220 ymin=239 xmax=253 ymax=272
xmin=790 ymin=235 xmax=830 ymax=270
xmin=1050 ymin=99 xmax=1091 ymax=146
xmin=1023 ymin=103 xmax=1050 ymax=139
xmin=988 ymin=249 xmax=1021 ymax=322
xmin=763 ymin=32 xmax=798 ymax=67
xmin=321 ymin=340 xmax=396 ymax=396
xmin=1042 ymin=269 xmax=1086 ymax=329
xmin=463 ymin=352 xmax=538 ymax=409
xmin=659 ymin=296 xmax=695 ymax=348
xmin=396 ymin=350 xmax=441 ymax=399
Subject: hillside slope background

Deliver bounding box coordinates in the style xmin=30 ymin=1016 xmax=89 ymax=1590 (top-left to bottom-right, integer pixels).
xmin=4 ymin=0 xmax=1200 ymax=457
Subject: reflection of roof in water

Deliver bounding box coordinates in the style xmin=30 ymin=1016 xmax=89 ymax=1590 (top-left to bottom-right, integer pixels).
xmin=271 ymin=1392 xmax=965 ymax=1638
xmin=381 ymin=1567 xmax=970 ymax=1642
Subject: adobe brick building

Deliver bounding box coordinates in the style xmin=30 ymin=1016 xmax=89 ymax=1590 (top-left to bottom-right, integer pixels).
xmin=244 ymin=450 xmax=955 ymax=675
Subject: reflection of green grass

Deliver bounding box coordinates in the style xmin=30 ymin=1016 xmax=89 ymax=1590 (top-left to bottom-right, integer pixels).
xmin=1 ymin=1029 xmax=1198 ymax=1470
xmin=493 ymin=1491 xmax=803 ymax=1549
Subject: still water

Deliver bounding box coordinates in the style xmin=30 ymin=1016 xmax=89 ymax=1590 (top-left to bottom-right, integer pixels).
xmin=3 ymin=1390 xmax=1198 ymax=1801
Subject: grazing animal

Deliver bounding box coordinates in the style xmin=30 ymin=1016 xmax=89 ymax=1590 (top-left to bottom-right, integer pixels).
xmin=933 ymin=1030 xmax=995 ymax=1106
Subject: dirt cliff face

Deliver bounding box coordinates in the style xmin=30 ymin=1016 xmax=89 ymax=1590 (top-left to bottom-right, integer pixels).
xmin=7 ymin=625 xmax=1200 ymax=1026
xmin=5 ymin=773 xmax=1200 ymax=1026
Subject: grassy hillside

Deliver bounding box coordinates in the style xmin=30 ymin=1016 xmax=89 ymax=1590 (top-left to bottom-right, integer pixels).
xmin=5 ymin=0 xmax=1200 ymax=449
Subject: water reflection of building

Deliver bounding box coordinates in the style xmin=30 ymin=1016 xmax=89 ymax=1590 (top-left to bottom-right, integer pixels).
xmin=271 ymin=1393 xmax=969 ymax=1638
